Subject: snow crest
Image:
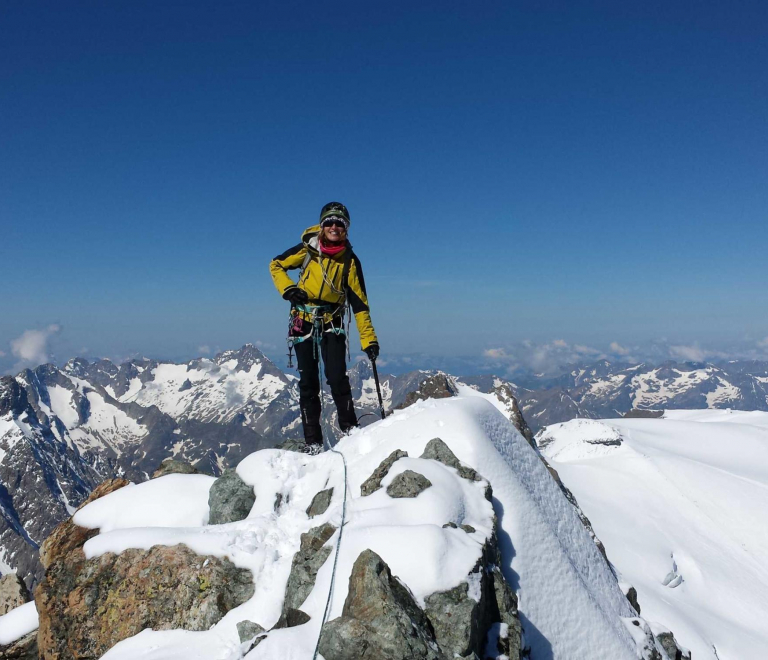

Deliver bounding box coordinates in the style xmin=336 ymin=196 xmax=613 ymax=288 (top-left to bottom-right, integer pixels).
xmin=74 ymin=396 xmax=645 ymax=659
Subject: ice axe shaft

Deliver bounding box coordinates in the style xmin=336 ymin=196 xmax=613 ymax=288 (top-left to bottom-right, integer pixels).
xmin=370 ymin=358 xmax=386 ymax=420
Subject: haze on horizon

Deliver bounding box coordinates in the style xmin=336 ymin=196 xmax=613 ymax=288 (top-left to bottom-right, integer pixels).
xmin=2 ymin=1 xmax=767 ymax=375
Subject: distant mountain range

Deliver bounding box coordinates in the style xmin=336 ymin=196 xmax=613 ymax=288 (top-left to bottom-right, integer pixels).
xmin=2 ymin=344 xmax=767 ymax=588
xmin=508 ymin=358 xmax=768 ymax=429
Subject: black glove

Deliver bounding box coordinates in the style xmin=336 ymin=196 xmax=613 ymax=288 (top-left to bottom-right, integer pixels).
xmin=283 ymin=287 xmax=308 ymax=305
xmin=365 ymin=343 xmax=380 ymax=361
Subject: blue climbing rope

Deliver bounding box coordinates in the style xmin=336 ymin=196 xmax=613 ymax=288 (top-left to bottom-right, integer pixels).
xmin=311 ymin=444 xmax=349 ymax=660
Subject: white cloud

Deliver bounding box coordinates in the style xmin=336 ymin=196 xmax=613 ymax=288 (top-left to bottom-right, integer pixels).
xmin=198 ymin=345 xmax=211 ymax=355
xmin=0 ymin=350 xmax=5 ymax=357
xmin=574 ymin=344 xmax=601 ymax=355
xmin=609 ymin=342 xmax=630 ymax=356
xmin=10 ymin=324 xmax=61 ymax=368
xmin=483 ymin=348 xmax=509 ymax=359
xmin=552 ymin=339 xmax=568 ymax=348
xmin=669 ymin=344 xmax=707 ymax=362
xmin=255 ymin=340 xmax=276 ymax=351
xmin=757 ymin=337 xmax=768 ymax=349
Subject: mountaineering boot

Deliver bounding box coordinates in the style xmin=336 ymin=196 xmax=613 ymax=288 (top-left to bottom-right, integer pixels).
xmin=301 ymin=443 xmax=324 ymax=456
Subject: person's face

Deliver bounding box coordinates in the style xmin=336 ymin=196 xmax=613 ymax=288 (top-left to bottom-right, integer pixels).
xmin=322 ymin=219 xmax=347 ymax=243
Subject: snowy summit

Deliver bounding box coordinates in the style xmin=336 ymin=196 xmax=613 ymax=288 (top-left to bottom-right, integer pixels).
xmin=2 ymin=394 xmax=695 ymax=659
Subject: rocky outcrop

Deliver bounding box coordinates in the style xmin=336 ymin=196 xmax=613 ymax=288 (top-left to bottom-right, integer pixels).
xmin=151 ymin=458 xmax=200 ymax=479
xmin=655 ymin=631 xmax=691 ymax=660
xmin=318 ymin=549 xmax=446 ymax=660
xmin=318 ymin=448 xmax=522 ymax=660
xmin=360 ymin=450 xmax=408 ymax=496
xmin=36 ymin=543 xmax=253 ymax=660
xmin=420 ymin=437 xmax=480 ymax=481
xmin=489 ymin=383 xmax=537 ymax=448
xmin=236 ymin=619 xmax=265 ymax=643
xmin=34 ymin=476 xmax=254 ymax=660
xmin=424 ymin=534 xmax=521 ymax=660
xmin=319 ymin=541 xmax=522 ymax=660
xmin=306 ymin=488 xmax=334 ymax=518
xmin=0 ymin=574 xmax=37 ymax=660
xmin=0 ymin=575 xmax=30 ymax=616
xmin=279 ymin=523 xmax=337 ymax=624
xmin=386 ymin=471 xmax=432 ymax=499
xmin=39 ymin=478 xmax=130 ymax=570
xmin=623 ymin=584 xmax=641 ymax=614
xmin=395 ymin=374 xmax=457 ymax=410
xmin=0 ymin=632 xmax=38 ymax=660
xmin=207 ymin=469 xmax=255 ymax=524
xmin=623 ymin=409 xmax=664 ymax=419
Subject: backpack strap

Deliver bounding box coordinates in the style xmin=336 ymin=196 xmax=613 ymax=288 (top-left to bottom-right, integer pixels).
xmin=342 ymin=247 xmax=353 ymax=295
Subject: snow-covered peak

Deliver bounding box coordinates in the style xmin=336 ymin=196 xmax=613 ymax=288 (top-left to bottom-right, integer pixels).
xmin=72 ymin=396 xmax=655 ymax=659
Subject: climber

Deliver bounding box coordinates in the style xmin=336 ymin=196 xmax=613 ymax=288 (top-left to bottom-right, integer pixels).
xmin=269 ymin=202 xmax=379 ymax=453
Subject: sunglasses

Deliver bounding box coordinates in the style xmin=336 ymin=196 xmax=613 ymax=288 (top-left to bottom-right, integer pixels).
xmin=322 ymin=218 xmax=347 ymax=229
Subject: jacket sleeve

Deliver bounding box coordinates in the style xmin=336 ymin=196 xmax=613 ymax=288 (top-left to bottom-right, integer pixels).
xmin=347 ymin=254 xmax=378 ymax=350
xmin=270 ymin=243 xmax=307 ymax=296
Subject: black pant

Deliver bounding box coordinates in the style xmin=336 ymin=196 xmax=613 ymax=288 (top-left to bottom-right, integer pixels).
xmin=294 ymin=332 xmax=358 ymax=445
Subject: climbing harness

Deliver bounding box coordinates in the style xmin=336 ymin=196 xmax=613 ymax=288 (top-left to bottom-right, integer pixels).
xmin=285 ymin=244 xmax=354 ymax=369
xmin=285 ymin=302 xmax=346 ymax=369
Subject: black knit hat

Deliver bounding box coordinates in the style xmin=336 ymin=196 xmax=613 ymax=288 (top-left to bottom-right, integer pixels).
xmin=319 ymin=201 xmax=351 ymax=228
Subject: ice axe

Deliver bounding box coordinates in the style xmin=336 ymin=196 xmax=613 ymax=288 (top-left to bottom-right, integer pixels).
xmin=370 ymin=357 xmax=386 ymax=420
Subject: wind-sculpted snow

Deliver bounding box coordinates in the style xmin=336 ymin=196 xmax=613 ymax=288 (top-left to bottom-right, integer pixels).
xmin=65 ymin=396 xmax=649 ymax=659
xmin=540 ymin=410 xmax=768 ymax=659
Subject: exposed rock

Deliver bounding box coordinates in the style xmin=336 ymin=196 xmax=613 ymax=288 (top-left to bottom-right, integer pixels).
xmin=0 ymin=574 xmax=30 ymax=615
xmin=424 ymin=534 xmax=521 ymax=660
xmin=655 ymin=631 xmax=691 ymax=660
xmin=492 ymin=383 xmax=537 ymax=449
xmin=627 ymin=618 xmax=666 ymax=660
xmin=395 ymin=374 xmax=457 ymax=410
xmin=178 ymin=378 xmax=193 ymax=392
xmin=237 ymin=620 xmax=267 ymax=654
xmin=273 ymin=608 xmax=311 ymax=629
xmin=424 ymin=580 xmax=484 ymax=657
xmin=360 ymin=450 xmax=408 ymax=496
xmin=489 ymin=564 xmax=523 ymax=659
xmin=208 ymin=469 xmax=255 ymax=524
xmin=386 ymin=470 xmax=432 ymax=499
xmin=281 ymin=523 xmax=336 ymax=619
xmin=460 ymin=524 xmax=476 ymax=534
xmin=39 ymin=478 xmax=130 ymax=570
xmin=420 ymin=437 xmax=480 ymax=481
xmin=0 ymin=571 xmax=36 ymax=658
xmin=36 ymin=543 xmax=254 ymax=660
xmin=306 ymin=488 xmax=334 ymax=518
xmin=442 ymin=522 xmax=458 ymax=529
xmin=151 ymin=458 xmax=200 ymax=479
xmin=0 ymin=631 xmax=38 ymax=659
xmin=318 ymin=549 xmax=445 ymax=660
xmin=623 ymin=584 xmax=641 ymax=614
xmin=624 ymin=409 xmax=664 ymax=419
xmin=237 ymin=619 xmax=265 ymax=643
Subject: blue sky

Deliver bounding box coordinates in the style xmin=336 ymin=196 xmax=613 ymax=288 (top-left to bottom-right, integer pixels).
xmin=1 ymin=0 xmax=767 ymax=374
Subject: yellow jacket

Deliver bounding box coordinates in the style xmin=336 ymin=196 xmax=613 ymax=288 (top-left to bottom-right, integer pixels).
xmin=269 ymin=225 xmax=378 ymax=350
